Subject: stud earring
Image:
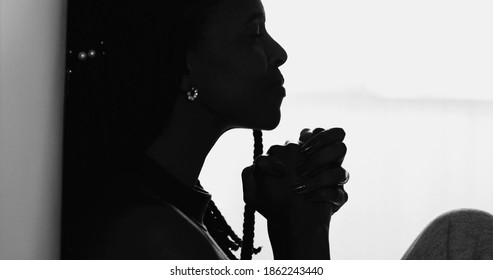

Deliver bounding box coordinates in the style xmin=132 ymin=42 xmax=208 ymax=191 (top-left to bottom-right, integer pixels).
xmin=186 ymin=87 xmax=199 ymax=101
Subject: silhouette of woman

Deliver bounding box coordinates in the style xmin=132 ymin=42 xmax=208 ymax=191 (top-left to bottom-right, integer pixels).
xmin=62 ymin=0 xmax=349 ymax=260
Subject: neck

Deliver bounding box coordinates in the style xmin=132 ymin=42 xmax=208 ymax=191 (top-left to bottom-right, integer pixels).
xmin=146 ymin=96 xmax=228 ymax=188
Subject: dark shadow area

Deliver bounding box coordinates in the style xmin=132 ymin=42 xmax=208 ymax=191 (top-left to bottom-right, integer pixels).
xmin=61 ymin=0 xmax=118 ymax=259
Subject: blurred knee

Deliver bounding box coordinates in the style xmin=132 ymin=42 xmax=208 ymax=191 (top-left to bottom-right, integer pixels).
xmin=403 ymin=208 xmax=493 ymax=259
xmin=433 ymin=208 xmax=493 ymax=228
xmin=424 ymin=208 xmax=493 ymax=248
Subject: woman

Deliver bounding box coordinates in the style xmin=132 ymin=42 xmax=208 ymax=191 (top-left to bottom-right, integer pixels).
xmin=62 ymin=0 xmax=348 ymax=259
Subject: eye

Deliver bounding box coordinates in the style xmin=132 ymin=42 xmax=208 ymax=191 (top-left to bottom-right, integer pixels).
xmin=242 ymin=22 xmax=266 ymax=45
xmin=250 ymin=25 xmax=266 ymax=40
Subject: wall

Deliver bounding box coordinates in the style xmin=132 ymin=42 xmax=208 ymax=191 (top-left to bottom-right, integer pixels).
xmin=0 ymin=0 xmax=66 ymax=259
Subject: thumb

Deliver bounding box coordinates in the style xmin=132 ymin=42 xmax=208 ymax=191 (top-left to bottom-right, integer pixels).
xmin=241 ymin=165 xmax=257 ymax=205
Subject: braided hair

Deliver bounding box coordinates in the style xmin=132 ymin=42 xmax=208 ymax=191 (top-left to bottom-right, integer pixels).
xmin=202 ymin=130 xmax=263 ymax=260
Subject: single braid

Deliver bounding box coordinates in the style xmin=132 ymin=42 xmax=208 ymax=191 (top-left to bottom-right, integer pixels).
xmin=253 ymin=129 xmax=263 ymax=160
xmin=240 ymin=129 xmax=264 ymax=259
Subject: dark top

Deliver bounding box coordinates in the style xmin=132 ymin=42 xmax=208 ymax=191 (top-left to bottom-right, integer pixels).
xmin=74 ymin=153 xmax=229 ymax=259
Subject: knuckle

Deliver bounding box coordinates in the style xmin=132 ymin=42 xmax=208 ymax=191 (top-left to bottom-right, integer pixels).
xmin=331 ymin=127 xmax=345 ymax=134
xmin=254 ymin=156 xmax=271 ymax=172
xmin=299 ymin=128 xmax=313 ymax=142
xmin=300 ymin=128 xmax=311 ymax=134
xmin=267 ymin=144 xmax=284 ymax=155
xmin=242 ymin=165 xmax=252 ymax=173
xmin=337 ymin=167 xmax=346 ymax=178
xmin=313 ymin=127 xmax=325 ymax=135
xmin=338 ymin=142 xmax=347 ymax=155
xmin=285 ymin=140 xmax=302 ymax=146
xmin=241 ymin=166 xmax=254 ymax=178
xmin=253 ymin=155 xmax=267 ymax=165
xmin=334 ymin=188 xmax=349 ymax=205
xmin=329 ymin=127 xmax=346 ymax=139
xmin=285 ymin=141 xmax=301 ymax=151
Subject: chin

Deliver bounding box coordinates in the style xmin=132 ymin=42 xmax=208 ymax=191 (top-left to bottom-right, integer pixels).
xmin=253 ymin=111 xmax=281 ymax=131
xmin=230 ymin=109 xmax=282 ymax=131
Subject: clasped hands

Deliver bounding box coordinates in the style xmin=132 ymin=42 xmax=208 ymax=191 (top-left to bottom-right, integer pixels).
xmin=242 ymin=127 xmax=349 ymax=228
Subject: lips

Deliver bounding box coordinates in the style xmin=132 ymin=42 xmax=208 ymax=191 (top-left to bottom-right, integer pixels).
xmin=274 ymin=76 xmax=284 ymax=87
xmin=270 ymin=74 xmax=285 ymax=98
xmin=268 ymin=72 xmax=285 ymax=87
xmin=276 ymin=86 xmax=286 ymax=99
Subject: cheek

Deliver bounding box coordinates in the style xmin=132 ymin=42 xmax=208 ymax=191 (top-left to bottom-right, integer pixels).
xmin=197 ymin=49 xmax=268 ymax=101
xmin=216 ymin=54 xmax=268 ymax=104
xmin=216 ymin=48 xmax=268 ymax=88
xmin=193 ymin=49 xmax=281 ymax=129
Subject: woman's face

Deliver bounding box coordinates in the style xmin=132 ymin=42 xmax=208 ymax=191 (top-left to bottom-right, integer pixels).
xmin=185 ymin=0 xmax=288 ymax=130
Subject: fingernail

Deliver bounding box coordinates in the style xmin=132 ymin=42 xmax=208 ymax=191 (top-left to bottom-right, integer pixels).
xmin=293 ymin=184 xmax=307 ymax=194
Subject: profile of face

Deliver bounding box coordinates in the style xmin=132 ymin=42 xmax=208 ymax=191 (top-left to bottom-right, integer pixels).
xmin=183 ymin=0 xmax=288 ymax=131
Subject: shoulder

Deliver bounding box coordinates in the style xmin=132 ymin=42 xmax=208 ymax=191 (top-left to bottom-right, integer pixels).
xmin=100 ymin=203 xmax=221 ymax=259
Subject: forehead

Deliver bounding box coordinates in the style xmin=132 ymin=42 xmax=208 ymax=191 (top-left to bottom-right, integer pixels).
xmin=203 ymin=0 xmax=265 ymax=38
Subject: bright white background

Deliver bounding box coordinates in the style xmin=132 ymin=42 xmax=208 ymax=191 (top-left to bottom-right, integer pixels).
xmin=202 ymin=0 xmax=493 ymax=259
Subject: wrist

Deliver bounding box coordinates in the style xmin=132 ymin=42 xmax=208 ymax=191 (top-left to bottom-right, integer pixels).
xmin=268 ymin=219 xmax=331 ymax=260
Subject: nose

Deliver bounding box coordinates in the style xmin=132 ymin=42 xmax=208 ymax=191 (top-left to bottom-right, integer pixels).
xmin=267 ymin=35 xmax=288 ymax=68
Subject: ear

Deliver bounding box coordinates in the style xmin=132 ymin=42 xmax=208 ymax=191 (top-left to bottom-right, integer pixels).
xmin=180 ymin=49 xmax=199 ymax=92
